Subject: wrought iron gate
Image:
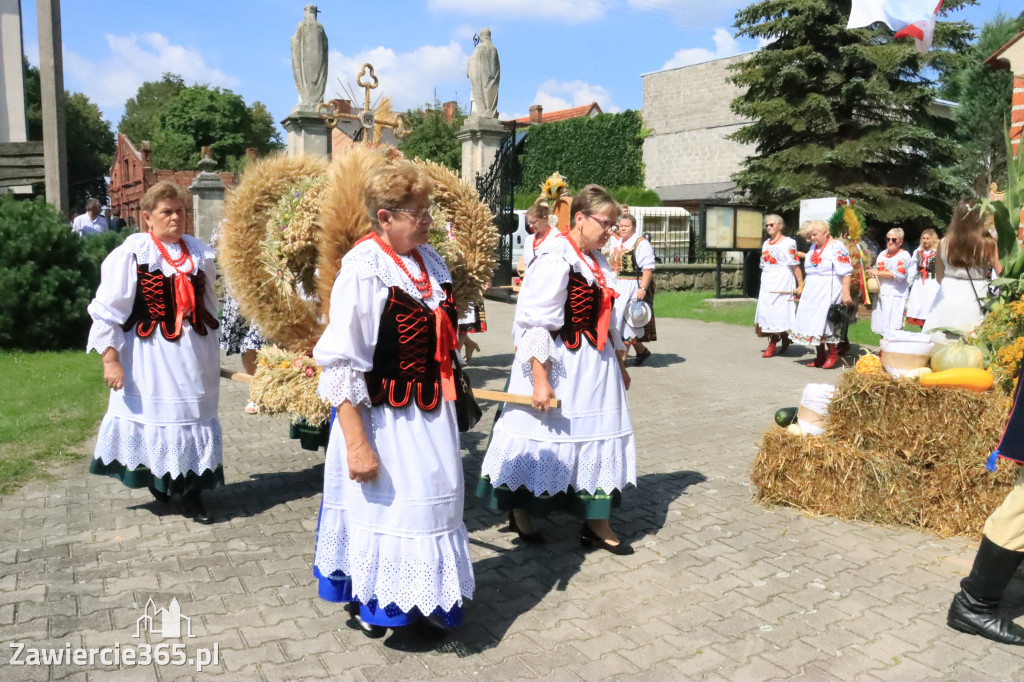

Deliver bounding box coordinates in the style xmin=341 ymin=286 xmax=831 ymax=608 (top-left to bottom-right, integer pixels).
xmin=476 ymin=122 xmax=520 ymax=288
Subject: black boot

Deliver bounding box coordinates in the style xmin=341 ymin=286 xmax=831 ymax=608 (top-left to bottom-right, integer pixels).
xmin=947 ymin=535 xmax=1024 ymax=645
xmin=181 ymin=490 xmax=214 ymax=524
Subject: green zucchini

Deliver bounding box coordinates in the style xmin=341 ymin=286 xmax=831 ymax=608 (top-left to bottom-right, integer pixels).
xmin=774 ymin=407 xmax=798 ymax=427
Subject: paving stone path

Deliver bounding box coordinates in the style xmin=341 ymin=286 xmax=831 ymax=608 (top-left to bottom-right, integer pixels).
xmin=2 ymin=300 xmax=1019 ymax=681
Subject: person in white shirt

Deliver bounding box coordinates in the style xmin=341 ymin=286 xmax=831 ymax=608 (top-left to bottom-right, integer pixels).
xmin=71 ymin=199 xmax=109 ymax=237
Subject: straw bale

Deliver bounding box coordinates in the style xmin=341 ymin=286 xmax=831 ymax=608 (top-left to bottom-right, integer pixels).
xmin=752 ymin=370 xmax=1016 ymax=538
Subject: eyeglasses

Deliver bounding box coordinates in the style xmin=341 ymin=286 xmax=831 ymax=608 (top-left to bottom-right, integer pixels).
xmin=587 ymin=214 xmax=617 ymax=232
xmin=388 ymin=207 xmax=432 ymax=222
xmin=765 ymin=222 xmax=780 ymax=228
xmin=886 ymin=237 xmax=900 ymax=243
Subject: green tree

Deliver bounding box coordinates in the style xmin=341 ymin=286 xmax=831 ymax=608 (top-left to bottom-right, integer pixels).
xmin=23 ymin=59 xmax=115 ymax=209
xmin=399 ymin=101 xmax=465 ymax=171
xmin=729 ymin=0 xmax=975 ymax=237
xmin=945 ymin=13 xmax=1024 ymax=195
xmin=148 ymin=84 xmax=283 ymax=169
xmin=116 ymin=73 xmax=185 ymax=145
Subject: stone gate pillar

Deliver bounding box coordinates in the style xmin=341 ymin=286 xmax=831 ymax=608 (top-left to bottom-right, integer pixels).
xmin=189 ymin=148 xmax=225 ymax=243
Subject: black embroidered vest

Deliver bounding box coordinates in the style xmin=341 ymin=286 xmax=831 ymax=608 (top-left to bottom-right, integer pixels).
xmin=617 ymin=239 xmax=644 ymax=278
xmin=122 ymin=264 xmax=218 ymax=340
xmin=365 ymin=283 xmax=458 ymax=411
xmin=553 ymin=271 xmax=602 ymax=351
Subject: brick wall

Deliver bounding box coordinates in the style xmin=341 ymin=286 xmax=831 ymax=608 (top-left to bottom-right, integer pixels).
xmin=1013 ymin=75 xmax=1023 ymax=156
xmin=642 ymin=54 xmax=754 ymax=190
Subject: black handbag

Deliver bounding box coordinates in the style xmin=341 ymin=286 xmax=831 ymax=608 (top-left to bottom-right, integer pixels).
xmin=827 ymin=303 xmax=847 ymax=325
xmin=454 ymin=364 xmax=482 ymax=433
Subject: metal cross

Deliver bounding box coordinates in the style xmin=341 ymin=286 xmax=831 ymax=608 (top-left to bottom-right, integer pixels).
xmin=317 ymin=63 xmax=410 ymax=145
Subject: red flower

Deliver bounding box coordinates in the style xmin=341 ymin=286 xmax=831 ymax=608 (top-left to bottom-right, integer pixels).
xmin=304 ymin=366 xmax=316 ymax=378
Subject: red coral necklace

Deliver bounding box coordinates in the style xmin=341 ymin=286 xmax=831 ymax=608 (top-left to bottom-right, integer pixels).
xmin=149 ymin=232 xmax=193 ymax=274
xmin=562 ymin=233 xmax=606 ymax=287
xmin=373 ymin=234 xmax=433 ymax=298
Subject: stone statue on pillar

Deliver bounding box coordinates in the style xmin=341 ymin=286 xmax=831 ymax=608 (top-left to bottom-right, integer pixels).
xmin=467 ymin=28 xmax=499 ymax=120
xmin=290 ymin=4 xmax=328 ymax=114
xmin=282 ymin=4 xmax=330 ymax=159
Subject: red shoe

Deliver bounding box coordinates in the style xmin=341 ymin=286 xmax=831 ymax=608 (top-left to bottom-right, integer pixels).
xmin=807 ymin=344 xmax=826 ymax=368
xmin=779 ymin=334 xmax=791 ymax=355
xmin=821 ymin=344 xmax=840 ymax=369
xmin=762 ymin=337 xmax=778 ymax=358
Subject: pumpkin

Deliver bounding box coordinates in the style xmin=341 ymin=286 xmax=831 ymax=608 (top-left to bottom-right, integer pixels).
xmin=930 ymin=341 xmax=985 ymax=372
xmin=920 ymin=367 xmax=993 ymax=393
xmin=856 ymin=351 xmax=883 ymax=374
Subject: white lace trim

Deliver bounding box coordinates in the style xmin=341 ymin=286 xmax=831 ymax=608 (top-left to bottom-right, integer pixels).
xmin=317 ymin=363 xmax=370 ymax=408
xmin=482 ymin=429 xmax=637 ymax=496
xmin=123 ymin=233 xmax=215 ymax=276
xmin=534 ymin=235 xmax=614 ymax=287
xmin=515 ymin=327 xmax=563 ymax=376
xmin=342 ymin=239 xmax=451 ymax=308
xmin=87 ymin=320 xmax=126 ymax=355
xmin=93 ymin=413 xmax=222 ymax=479
xmin=313 ymin=513 xmax=475 ymax=613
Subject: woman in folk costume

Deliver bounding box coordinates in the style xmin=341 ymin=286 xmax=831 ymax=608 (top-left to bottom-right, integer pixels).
xmin=608 ymin=213 xmax=656 ymax=365
xmin=923 ymin=201 xmax=1002 ymax=335
xmin=790 ymin=220 xmax=853 ymax=369
xmin=905 ymin=228 xmax=940 ymax=328
xmin=478 ymin=185 xmax=637 ymax=555
xmin=754 ymin=214 xmax=802 ymax=358
xmin=87 ymin=182 xmax=221 ymax=524
xmin=948 ymin=363 xmax=1024 ymax=645
xmin=519 ymin=200 xmax=554 ymax=273
xmin=868 ymin=227 xmax=912 ymax=336
xmin=312 ymin=160 xmax=474 ymax=639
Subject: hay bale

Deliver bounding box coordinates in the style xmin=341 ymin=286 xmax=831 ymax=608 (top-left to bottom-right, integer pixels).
xmin=752 ymin=370 xmax=1016 ymax=537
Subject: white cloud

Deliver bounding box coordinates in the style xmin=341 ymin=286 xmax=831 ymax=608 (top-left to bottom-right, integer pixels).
xmin=327 ymin=42 xmax=470 ymax=112
xmin=64 ymin=33 xmax=239 ymax=117
xmin=528 ymin=79 xmax=619 ymax=114
xmin=661 ymin=27 xmax=745 ymax=70
xmin=427 ymin=0 xmax=605 ymax=24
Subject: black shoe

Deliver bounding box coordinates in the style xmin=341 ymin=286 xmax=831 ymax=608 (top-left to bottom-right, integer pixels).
xmin=948 ymin=589 xmax=1024 ymax=645
xmin=946 ymin=535 xmax=1024 ymax=645
xmin=412 ymin=614 xmax=452 ymax=640
xmin=346 ymin=602 xmax=387 ymax=639
xmin=580 ymin=522 xmax=634 ymax=555
xmin=147 ymin=485 xmax=171 ymax=504
xmin=633 ymin=348 xmax=652 ymax=366
xmin=507 ymin=510 xmax=545 ymax=545
xmin=181 ymin=491 xmax=214 ymax=524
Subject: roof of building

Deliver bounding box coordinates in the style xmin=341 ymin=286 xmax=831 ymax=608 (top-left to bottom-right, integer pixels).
xmin=655 ymin=181 xmax=743 ymax=203
xmin=985 ymin=28 xmax=1024 ymax=68
xmin=507 ymin=102 xmax=602 ymax=125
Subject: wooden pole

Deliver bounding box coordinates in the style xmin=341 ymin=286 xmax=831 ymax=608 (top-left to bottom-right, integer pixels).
xmin=36 ymin=0 xmax=68 ymax=215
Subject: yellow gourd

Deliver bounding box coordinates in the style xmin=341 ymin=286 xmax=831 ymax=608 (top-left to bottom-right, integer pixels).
xmin=786 ymin=424 xmax=803 ymax=437
xmin=920 ymin=367 xmax=993 ymax=393
xmin=856 ymin=352 xmax=882 ymax=374
xmin=904 ymin=367 xmax=933 ymax=380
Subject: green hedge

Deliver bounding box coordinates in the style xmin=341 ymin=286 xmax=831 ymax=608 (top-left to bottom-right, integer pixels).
xmin=0 ymin=198 xmax=128 ymax=351
xmin=515 ymin=185 xmax=662 ymax=211
xmin=520 ymin=110 xmax=646 ymax=193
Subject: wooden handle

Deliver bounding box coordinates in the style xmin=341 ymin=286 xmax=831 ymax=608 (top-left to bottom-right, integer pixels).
xmin=473 ymin=388 xmax=561 ymax=409
xmin=220 ymin=367 xmax=253 ymax=384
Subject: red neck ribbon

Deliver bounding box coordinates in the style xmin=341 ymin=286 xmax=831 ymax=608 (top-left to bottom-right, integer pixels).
xmin=596 ymin=287 xmax=619 ymax=351
xmin=434 ymin=307 xmax=459 ymax=401
xmin=149 ymin=233 xmax=195 ymax=336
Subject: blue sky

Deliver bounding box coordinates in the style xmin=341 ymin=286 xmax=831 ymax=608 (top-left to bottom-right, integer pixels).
xmin=16 ymin=0 xmax=1016 ymax=133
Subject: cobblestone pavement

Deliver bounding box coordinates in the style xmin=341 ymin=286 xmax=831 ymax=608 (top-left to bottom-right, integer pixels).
xmin=2 ymin=300 xmax=1021 ymax=681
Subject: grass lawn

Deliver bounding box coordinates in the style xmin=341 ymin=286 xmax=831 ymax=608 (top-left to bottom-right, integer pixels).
xmin=657 ymin=290 xmax=884 ymax=347
xmin=0 ymin=351 xmax=107 ymax=494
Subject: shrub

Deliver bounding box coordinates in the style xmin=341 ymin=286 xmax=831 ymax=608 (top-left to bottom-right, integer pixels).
xmin=0 ymin=197 xmax=113 ymax=350
xmin=520 ymin=111 xmax=645 ymax=192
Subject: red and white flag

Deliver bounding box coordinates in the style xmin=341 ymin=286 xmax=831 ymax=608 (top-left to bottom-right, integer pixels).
xmin=847 ymin=0 xmax=943 ymax=53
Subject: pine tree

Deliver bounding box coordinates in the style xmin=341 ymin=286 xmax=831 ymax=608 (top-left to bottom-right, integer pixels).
xmin=729 ymin=0 xmax=975 ymax=237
